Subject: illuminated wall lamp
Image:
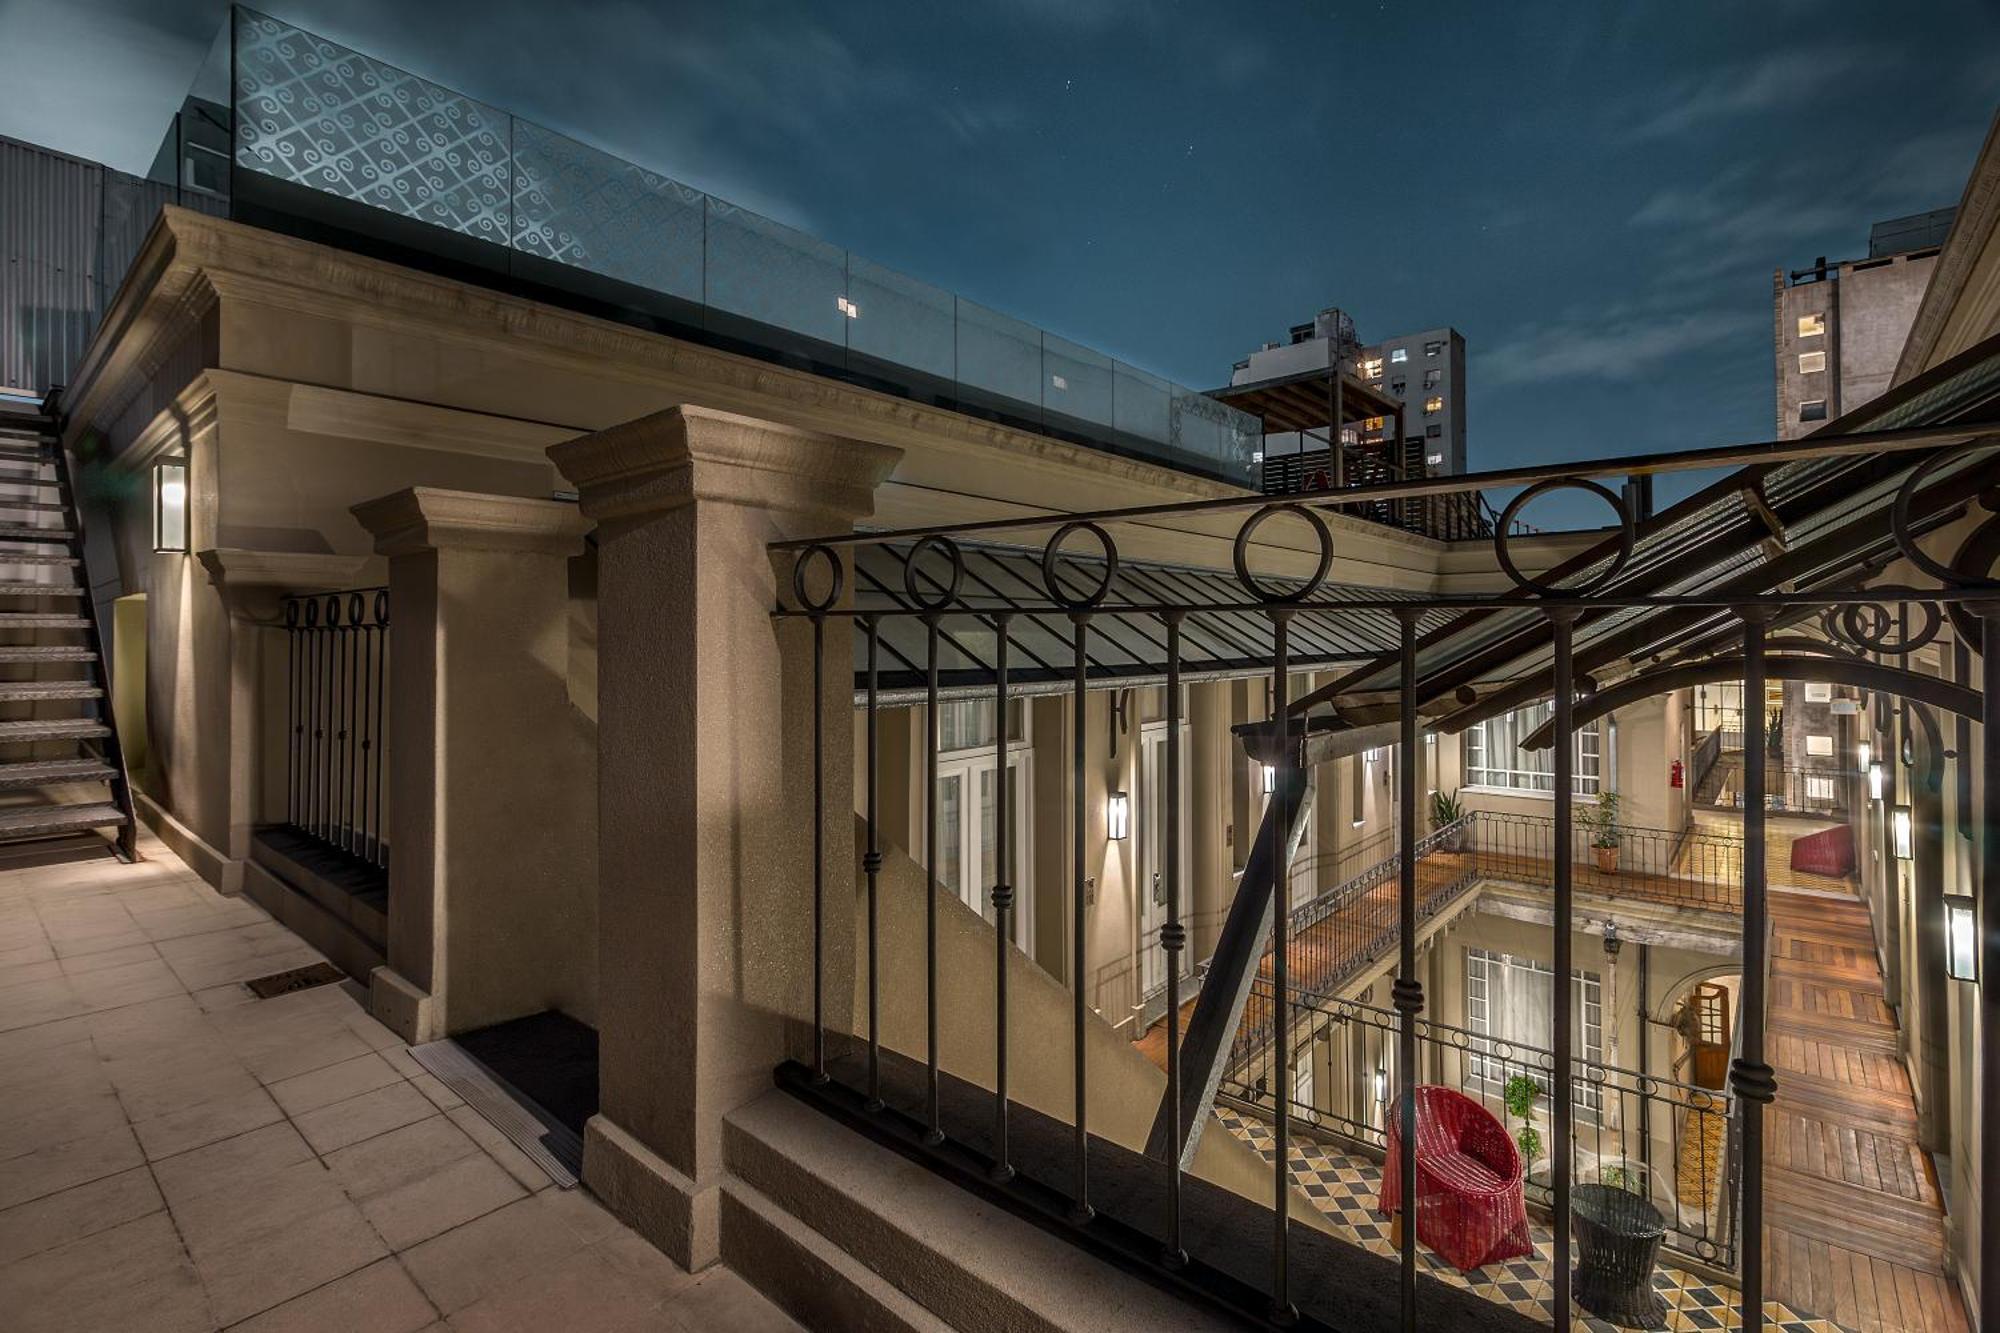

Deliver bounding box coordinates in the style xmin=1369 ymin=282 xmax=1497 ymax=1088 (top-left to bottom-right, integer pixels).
xmin=1857 ymin=740 xmax=1871 ymax=769
xmin=1373 ymin=1067 xmax=1388 ymax=1105
xmin=152 ymin=459 xmax=188 ymax=553
xmin=1868 ymin=761 xmax=1885 ymax=802
xmin=1106 ymin=790 xmax=1130 ymax=842
xmin=1891 ymin=805 xmax=1913 ymax=862
xmin=1945 ymin=893 xmax=1978 ymax=982
xmin=1262 ymin=763 xmax=1277 ymax=795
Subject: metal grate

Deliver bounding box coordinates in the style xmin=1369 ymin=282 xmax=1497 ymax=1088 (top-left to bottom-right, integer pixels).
xmin=244 ymin=961 xmax=345 ymax=999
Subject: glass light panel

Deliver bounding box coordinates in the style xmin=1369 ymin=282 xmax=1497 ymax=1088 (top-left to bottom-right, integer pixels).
xmin=153 ymin=460 xmax=188 ymax=553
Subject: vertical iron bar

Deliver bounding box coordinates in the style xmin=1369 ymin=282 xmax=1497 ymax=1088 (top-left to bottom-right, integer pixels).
xmin=1162 ymin=610 xmax=1186 ymax=1265
xmin=371 ymin=615 xmax=386 ymax=867
xmin=924 ymin=613 xmax=944 ymax=1145
xmin=1393 ymin=607 xmax=1422 ymax=1332
xmin=1733 ymin=607 xmax=1778 ymax=1333
xmin=340 ymin=619 xmax=353 ymax=851
xmin=1978 ymin=602 xmax=2000 ymax=1326
xmin=1070 ymin=612 xmax=1093 ymax=1221
xmin=864 ymin=616 xmax=883 ymax=1110
xmin=811 ymin=606 xmax=827 ymax=1083
xmin=991 ymin=614 xmax=1015 ymax=1183
xmin=1270 ymin=609 xmax=1295 ymax=1324
xmin=1552 ymin=607 xmax=1577 ymax=1330
xmin=285 ymin=613 xmax=298 ymax=826
xmin=356 ymin=620 xmax=371 ymax=858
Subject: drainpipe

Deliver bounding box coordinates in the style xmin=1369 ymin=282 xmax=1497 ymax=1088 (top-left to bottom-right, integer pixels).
xmin=1637 ymin=942 xmax=1652 ymax=1187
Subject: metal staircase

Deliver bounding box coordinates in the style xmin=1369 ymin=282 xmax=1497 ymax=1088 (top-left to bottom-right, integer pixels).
xmin=0 ymin=402 xmax=136 ymax=859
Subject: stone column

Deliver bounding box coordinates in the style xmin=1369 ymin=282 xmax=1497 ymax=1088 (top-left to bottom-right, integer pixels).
xmin=550 ymin=405 xmax=898 ymax=1270
xmin=193 ymin=549 xmax=374 ymax=894
xmin=351 ymin=488 xmax=594 ymax=1044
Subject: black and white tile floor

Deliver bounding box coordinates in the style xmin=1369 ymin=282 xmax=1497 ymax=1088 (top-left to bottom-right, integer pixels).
xmin=1214 ymin=1107 xmax=1849 ymax=1333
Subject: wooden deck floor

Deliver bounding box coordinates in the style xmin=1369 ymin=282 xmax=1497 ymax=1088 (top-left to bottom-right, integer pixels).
xmin=1765 ymin=889 xmax=1970 ymax=1333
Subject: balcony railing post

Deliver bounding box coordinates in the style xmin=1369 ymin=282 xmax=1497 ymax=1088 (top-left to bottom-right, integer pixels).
xmin=924 ymin=611 xmax=944 ymax=1145
xmin=1069 ymin=611 xmax=1093 ymax=1220
xmin=1393 ymin=607 xmax=1421 ymax=1331
xmin=1162 ymin=608 xmax=1188 ymax=1266
xmin=811 ymin=601 xmax=827 ymax=1083
xmin=1731 ymin=605 xmax=1779 ymax=1333
xmin=1550 ymin=605 xmax=1578 ymax=1331
xmin=1268 ymin=607 xmax=1296 ymax=1326
xmin=1978 ymin=600 xmax=2000 ymax=1324
xmin=863 ymin=615 xmax=882 ymax=1110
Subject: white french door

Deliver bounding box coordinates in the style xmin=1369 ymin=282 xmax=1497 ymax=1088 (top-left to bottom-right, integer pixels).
xmin=935 ymin=748 xmax=1033 ymax=953
xmin=1139 ymin=721 xmax=1192 ymax=996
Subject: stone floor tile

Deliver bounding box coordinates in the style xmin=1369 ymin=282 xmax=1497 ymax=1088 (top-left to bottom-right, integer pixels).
xmin=593 ymin=1230 xmax=697 ymax=1304
xmin=169 ymin=1157 xmax=355 ymax=1261
xmin=327 ymin=1114 xmax=481 ymax=1199
xmin=540 ymin=1182 xmax=625 ymax=1245
xmin=0 ymin=974 xmax=85 ymax=1032
xmin=70 ymin=954 xmax=187 ymax=1011
xmin=57 ymin=939 xmax=161 ymax=975
xmin=297 ymin=1080 xmax=440 ymax=1155
xmin=132 ymin=1085 xmax=286 ymax=1161
xmin=358 ymin=1152 xmax=527 ymax=1252
xmin=445 ymin=1104 xmax=555 ymax=1192
xmin=662 ymin=1266 xmax=798 ymax=1333
xmin=0 ymin=937 xmax=54 ymax=971
xmin=409 ymin=1070 xmax=465 ymax=1112
xmin=400 ymin=1194 xmax=594 ymax=1314
xmin=0 ymin=1122 xmax=144 ymax=1211
xmin=103 ymin=1047 xmax=264 ymax=1123
xmin=0 ymin=1210 xmax=213 ymax=1333
xmin=193 ymin=1193 xmax=390 ymax=1325
xmin=0 ymin=1165 xmax=162 ymax=1267
xmin=212 ymin=1008 xmax=376 ymax=1085
xmin=0 ymin=956 xmax=62 ymax=990
xmin=49 ymin=926 xmax=152 ymax=960
xmin=153 ymin=1121 xmax=315 ymax=1210
xmin=0 ymin=1011 xmax=91 ymax=1062
xmin=269 ymin=1050 xmax=404 ymax=1116
xmin=228 ymin=1256 xmax=439 ymax=1333
xmin=447 ymin=1247 xmax=671 ymax=1333
xmin=0 ymin=1082 xmax=128 ymax=1160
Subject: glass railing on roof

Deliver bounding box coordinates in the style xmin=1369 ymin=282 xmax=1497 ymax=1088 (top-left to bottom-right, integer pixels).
xmin=221 ymin=7 xmax=1259 ymax=486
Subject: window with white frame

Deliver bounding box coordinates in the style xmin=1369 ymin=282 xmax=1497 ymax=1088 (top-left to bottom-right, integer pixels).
xmin=1465 ymin=948 xmax=1603 ymax=1115
xmin=1463 ymin=702 xmax=1601 ymax=795
xmin=933 ymin=699 xmax=1033 ymax=950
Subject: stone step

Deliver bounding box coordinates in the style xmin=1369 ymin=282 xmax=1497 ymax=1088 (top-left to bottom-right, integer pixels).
xmin=0 ymin=553 xmax=80 ymax=567
xmin=0 ymin=525 xmax=71 ymax=543
xmin=0 ymin=802 xmax=128 ymax=840
xmin=0 ymin=501 xmax=66 ymax=514
xmin=0 ymin=646 xmax=95 ymax=662
xmin=0 ymin=718 xmax=109 ymax=743
xmin=0 ymin=758 xmax=116 ymax=789
xmin=0 ymin=680 xmax=102 ymax=702
xmin=0 ymin=584 xmax=83 ymax=598
xmin=0 ymin=614 xmax=90 ymax=629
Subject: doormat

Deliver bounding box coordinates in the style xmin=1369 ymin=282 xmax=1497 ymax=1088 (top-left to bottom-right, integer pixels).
xmin=244 ymin=961 xmax=346 ymax=999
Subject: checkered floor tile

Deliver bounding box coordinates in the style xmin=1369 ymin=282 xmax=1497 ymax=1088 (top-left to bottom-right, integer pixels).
xmin=1213 ymin=1107 xmax=1851 ymax=1333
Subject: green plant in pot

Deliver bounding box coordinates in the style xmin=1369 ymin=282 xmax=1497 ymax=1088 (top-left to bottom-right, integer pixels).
xmin=1430 ymin=790 xmax=1469 ymax=852
xmin=1504 ymin=1074 xmax=1542 ymax=1178
xmin=1584 ymin=788 xmax=1622 ymax=872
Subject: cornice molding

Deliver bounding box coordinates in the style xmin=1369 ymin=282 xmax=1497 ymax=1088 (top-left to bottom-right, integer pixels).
xmin=351 ymin=487 xmax=591 ymax=558
xmin=1895 ymin=109 xmax=2000 ymax=384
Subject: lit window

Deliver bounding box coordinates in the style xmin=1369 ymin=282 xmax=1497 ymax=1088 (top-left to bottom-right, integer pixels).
xmin=1466 ymin=949 xmax=1603 ymax=1115
xmin=836 ymin=295 xmax=859 ymax=318
xmin=1051 ymin=373 xmax=1068 ymax=391
xmin=1363 ymin=415 xmax=1385 ymax=431
xmin=1797 ymin=313 xmax=1825 ymax=338
xmin=1806 ymin=734 xmax=1833 ymax=757
xmin=1390 ymin=347 xmax=1409 ymax=363
xmin=1424 ymin=340 xmax=1444 ymax=356
xmin=1799 ymin=399 xmax=1828 ymax=422
xmin=1463 ymin=703 xmax=1601 ymax=795
xmin=1426 ymin=453 xmax=1444 ymax=466
xmin=1798 ymin=351 xmax=1826 ymax=374
xmin=1806 ymin=774 xmax=1837 ymax=802
xmin=1359 ymin=356 xmax=1384 ymax=380
xmin=1423 ymin=396 xmax=1444 ymax=414
xmin=1423 ymin=368 xmax=1441 ymax=389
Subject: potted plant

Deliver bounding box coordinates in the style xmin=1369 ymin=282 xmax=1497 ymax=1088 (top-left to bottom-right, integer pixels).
xmin=1584 ymin=789 xmax=1622 ymax=872
xmin=1504 ymin=1074 xmax=1542 ymax=1179
xmin=1430 ymin=789 xmax=1470 ymax=852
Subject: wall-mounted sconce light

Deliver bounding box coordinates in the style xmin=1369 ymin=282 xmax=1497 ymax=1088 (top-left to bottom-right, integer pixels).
xmin=1945 ymin=893 xmax=1978 ymax=982
xmin=1372 ymin=1067 xmax=1387 ymax=1105
xmin=1602 ymin=922 xmax=1621 ymax=960
xmin=153 ymin=459 xmax=188 ymax=553
xmin=1857 ymin=740 xmax=1871 ymax=769
xmin=1868 ymin=761 xmax=1885 ymax=802
xmin=1891 ymin=805 xmax=1913 ymax=861
xmin=1106 ymin=790 xmax=1130 ymax=841
xmin=1262 ymin=763 xmax=1277 ymax=795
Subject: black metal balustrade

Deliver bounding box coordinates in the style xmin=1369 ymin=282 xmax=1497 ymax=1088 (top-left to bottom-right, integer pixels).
xmin=772 ymin=410 xmax=2000 ymax=1333
xmin=1218 ymin=979 xmax=1739 ymax=1270
xmin=1474 ymin=811 xmax=1746 ymax=911
xmin=282 ymin=589 xmax=388 ymax=868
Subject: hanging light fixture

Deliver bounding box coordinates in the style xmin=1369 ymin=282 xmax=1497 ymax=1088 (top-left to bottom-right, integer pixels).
xmin=1106 ymin=790 xmax=1130 ymax=842
xmin=1262 ymin=763 xmax=1277 ymax=795
xmin=1868 ymin=761 xmax=1885 ymax=802
xmin=152 ymin=459 xmax=188 ymax=553
xmin=1857 ymin=740 xmax=1871 ymax=770
xmin=1892 ymin=806 xmax=1913 ymax=861
xmin=1945 ymin=893 xmax=1978 ymax=982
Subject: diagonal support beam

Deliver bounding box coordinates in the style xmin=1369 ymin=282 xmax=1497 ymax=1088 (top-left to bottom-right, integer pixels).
xmin=1144 ymin=764 xmax=1315 ymax=1171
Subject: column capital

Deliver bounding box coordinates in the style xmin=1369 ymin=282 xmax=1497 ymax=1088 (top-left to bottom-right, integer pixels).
xmin=195 ymin=547 xmax=378 ymax=617
xmin=350 ymin=487 xmax=590 ymax=559
xmin=547 ymin=404 xmax=900 ymax=528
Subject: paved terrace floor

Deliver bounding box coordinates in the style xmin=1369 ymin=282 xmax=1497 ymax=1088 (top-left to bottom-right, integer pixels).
xmin=0 ymin=829 xmax=799 ymax=1333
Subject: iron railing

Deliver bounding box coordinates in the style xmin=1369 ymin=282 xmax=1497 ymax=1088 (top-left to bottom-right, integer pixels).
xmin=1473 ymin=811 xmax=1745 ymax=910
xmin=1220 ymin=980 xmax=1738 ymax=1269
xmin=282 ymin=588 xmax=389 ymax=868
xmin=1261 ymin=451 xmax=1503 ymax=541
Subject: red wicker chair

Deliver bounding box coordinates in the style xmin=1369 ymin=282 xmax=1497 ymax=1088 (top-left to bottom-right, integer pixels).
xmin=1378 ymin=1085 xmax=1533 ymax=1271
xmin=1790 ymin=824 xmax=1854 ymax=877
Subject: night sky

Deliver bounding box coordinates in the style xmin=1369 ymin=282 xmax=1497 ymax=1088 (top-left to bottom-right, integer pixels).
xmin=3 ymin=0 xmax=1996 ymax=512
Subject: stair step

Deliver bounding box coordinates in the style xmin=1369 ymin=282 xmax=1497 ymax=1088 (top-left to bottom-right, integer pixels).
xmin=0 ymin=554 xmax=79 ymax=567
xmin=0 ymin=719 xmax=109 ymax=742
xmin=0 ymin=646 xmax=96 ymax=662
xmin=0 ymin=525 xmax=71 ymax=543
xmin=0 ymin=681 xmax=102 ymax=702
xmin=0 ymin=502 xmax=67 ymax=514
xmin=0 ymin=448 xmax=52 ymax=464
xmin=0 ymin=584 xmax=84 ymax=598
xmin=0 ymin=803 xmax=128 ymax=839
xmin=0 ymin=758 xmax=116 ymax=789
xmin=0 ymin=614 xmax=89 ymax=629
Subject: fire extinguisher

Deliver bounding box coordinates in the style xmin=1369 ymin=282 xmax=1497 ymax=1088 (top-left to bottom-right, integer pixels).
xmin=1669 ymin=759 xmax=1684 ymax=789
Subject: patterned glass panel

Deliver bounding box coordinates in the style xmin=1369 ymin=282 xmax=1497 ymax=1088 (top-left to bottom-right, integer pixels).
xmin=846 ymin=256 xmax=954 ymax=381
xmin=234 ymin=10 xmax=511 ymax=244
xmin=1043 ymin=335 xmax=1114 ymax=430
xmin=1113 ymin=361 xmax=1171 ymax=448
xmin=955 ymin=299 xmax=1041 ymax=409
xmin=704 ymin=199 xmax=847 ymax=345
xmin=512 ymin=122 xmax=704 ymax=303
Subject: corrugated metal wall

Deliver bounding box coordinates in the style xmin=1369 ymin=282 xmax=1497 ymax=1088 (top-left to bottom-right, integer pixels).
xmin=0 ymin=136 xmax=225 ymax=395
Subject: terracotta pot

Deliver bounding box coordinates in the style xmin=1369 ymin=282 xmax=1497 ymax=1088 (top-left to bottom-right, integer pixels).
xmin=1593 ymin=845 xmax=1619 ymax=873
